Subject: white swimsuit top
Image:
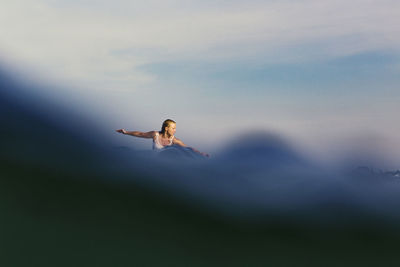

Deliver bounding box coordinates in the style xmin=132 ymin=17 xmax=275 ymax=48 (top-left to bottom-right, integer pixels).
xmin=153 ymin=132 xmax=174 ymax=150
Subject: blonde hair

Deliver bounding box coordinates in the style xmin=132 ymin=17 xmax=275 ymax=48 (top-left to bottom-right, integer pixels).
xmin=160 ymin=119 xmax=176 ymax=134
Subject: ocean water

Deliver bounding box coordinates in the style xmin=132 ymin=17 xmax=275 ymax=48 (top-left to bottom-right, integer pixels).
xmin=1 ymin=67 xmax=400 ymax=266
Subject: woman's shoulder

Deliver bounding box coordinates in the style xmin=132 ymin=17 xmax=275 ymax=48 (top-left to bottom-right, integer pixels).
xmin=145 ymin=131 xmax=159 ymax=138
xmin=172 ymin=136 xmax=181 ymax=143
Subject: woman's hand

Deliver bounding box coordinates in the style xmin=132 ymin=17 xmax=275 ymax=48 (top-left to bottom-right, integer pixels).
xmin=116 ymin=129 xmax=127 ymax=134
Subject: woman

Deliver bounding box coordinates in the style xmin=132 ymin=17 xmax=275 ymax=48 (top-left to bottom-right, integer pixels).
xmin=116 ymin=119 xmax=209 ymax=158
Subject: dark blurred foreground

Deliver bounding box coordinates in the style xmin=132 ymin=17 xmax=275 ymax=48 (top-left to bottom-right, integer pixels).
xmin=2 ymin=68 xmax=400 ymax=266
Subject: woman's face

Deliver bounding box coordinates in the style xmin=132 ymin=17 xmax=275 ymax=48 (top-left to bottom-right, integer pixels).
xmin=166 ymin=123 xmax=176 ymax=136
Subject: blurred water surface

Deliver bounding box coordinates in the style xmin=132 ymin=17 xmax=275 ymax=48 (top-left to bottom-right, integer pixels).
xmin=1 ymin=67 xmax=400 ymax=266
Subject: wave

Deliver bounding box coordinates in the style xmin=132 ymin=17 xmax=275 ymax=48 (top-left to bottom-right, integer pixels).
xmin=2 ymin=66 xmax=400 ymax=266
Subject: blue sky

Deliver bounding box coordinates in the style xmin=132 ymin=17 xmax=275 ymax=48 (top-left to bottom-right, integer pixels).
xmin=1 ymin=0 xmax=399 ymax=165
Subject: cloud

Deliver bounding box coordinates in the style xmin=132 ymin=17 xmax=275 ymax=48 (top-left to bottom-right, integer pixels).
xmin=1 ymin=0 xmax=399 ymax=87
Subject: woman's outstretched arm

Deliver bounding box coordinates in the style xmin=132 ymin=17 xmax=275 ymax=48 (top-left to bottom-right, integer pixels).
xmin=116 ymin=129 xmax=156 ymax=138
xmin=173 ymin=137 xmax=210 ymax=157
